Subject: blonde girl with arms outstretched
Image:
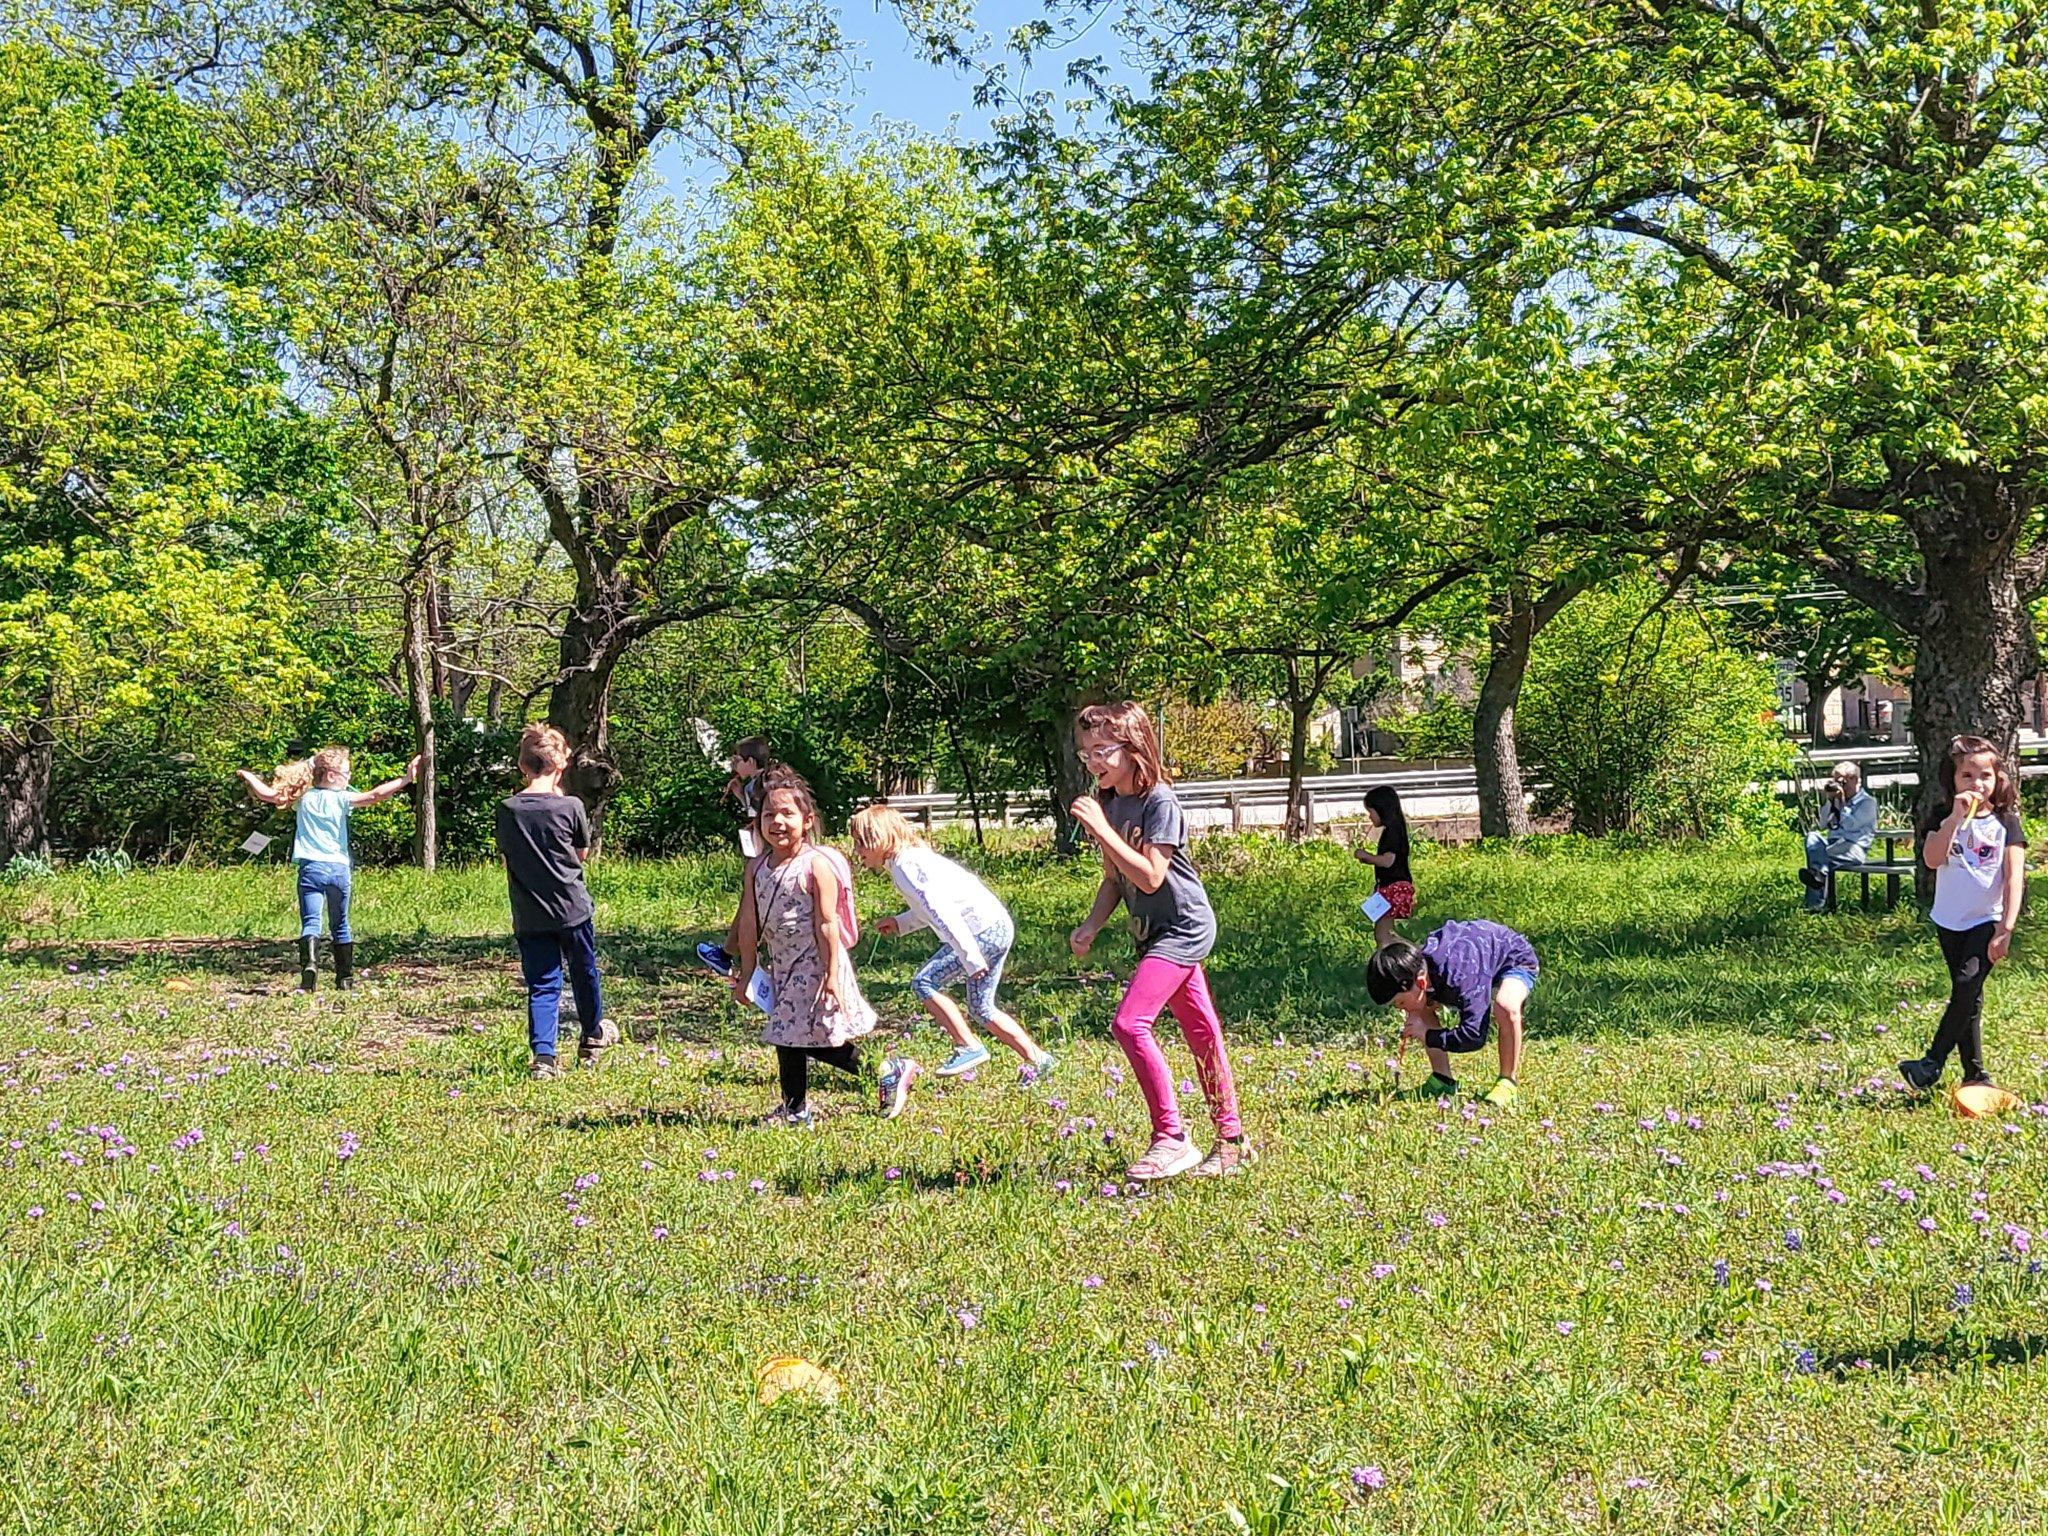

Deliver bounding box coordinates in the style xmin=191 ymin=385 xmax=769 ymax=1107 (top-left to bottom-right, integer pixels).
xmin=237 ymin=746 xmax=417 ymax=991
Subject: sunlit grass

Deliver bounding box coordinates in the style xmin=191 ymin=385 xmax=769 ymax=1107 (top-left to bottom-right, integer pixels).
xmin=1 ymin=835 xmax=2044 ymax=1532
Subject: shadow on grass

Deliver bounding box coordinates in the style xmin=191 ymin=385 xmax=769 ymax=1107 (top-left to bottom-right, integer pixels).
xmin=551 ymin=1105 xmax=766 ymax=1133
xmin=5 ymin=859 xmax=2022 ymax=1054
xmin=1819 ymin=1332 xmax=2048 ymax=1378
xmin=0 ymin=929 xmax=716 ymax=975
xmin=770 ymin=1156 xmax=1085 ymax=1198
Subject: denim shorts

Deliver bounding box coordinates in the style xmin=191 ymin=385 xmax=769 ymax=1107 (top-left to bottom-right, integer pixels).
xmin=911 ymin=913 xmax=1013 ymax=1023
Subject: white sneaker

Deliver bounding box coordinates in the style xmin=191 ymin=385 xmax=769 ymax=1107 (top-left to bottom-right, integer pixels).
xmin=878 ymin=1056 xmax=921 ymax=1119
xmin=1127 ymin=1135 xmax=1201 ymax=1182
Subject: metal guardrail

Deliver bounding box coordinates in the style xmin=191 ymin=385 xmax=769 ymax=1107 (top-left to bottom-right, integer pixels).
xmin=888 ymin=762 xmax=1485 ymax=833
xmin=887 ymin=739 xmax=2048 ymax=831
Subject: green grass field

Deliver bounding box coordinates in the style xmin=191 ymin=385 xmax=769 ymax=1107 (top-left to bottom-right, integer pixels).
xmin=2 ymin=835 xmax=2045 ymax=1533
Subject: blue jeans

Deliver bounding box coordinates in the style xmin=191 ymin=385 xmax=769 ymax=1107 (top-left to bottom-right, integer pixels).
xmin=516 ymin=920 xmax=606 ymax=1059
xmin=1803 ymin=831 xmax=1866 ymax=910
xmin=911 ymin=912 xmax=1013 ymax=1023
xmin=296 ymin=860 xmax=352 ymax=942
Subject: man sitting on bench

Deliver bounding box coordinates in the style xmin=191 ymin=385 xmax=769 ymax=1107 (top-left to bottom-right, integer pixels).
xmin=1800 ymin=760 xmax=1877 ymax=912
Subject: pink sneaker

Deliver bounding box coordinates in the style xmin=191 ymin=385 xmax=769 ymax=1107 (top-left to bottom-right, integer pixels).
xmin=1190 ymin=1138 xmax=1256 ymax=1178
xmin=1126 ymin=1135 xmax=1201 ymax=1182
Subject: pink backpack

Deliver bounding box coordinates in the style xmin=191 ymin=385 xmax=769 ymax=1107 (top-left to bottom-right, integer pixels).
xmin=816 ymin=846 xmax=860 ymax=947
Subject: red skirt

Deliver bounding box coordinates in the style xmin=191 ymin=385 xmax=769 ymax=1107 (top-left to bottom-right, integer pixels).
xmin=1378 ymin=880 xmax=1415 ymax=919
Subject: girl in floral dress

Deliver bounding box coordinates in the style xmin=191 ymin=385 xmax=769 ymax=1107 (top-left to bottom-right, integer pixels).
xmin=730 ymin=770 xmax=920 ymax=1122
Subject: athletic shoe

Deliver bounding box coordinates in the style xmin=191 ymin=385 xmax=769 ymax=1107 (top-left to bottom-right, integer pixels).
xmin=762 ymin=1103 xmax=815 ymax=1128
xmin=1797 ymin=868 xmax=1822 ymax=890
xmin=1190 ymin=1138 xmax=1256 ymax=1178
xmin=1898 ymin=1056 xmax=1941 ymax=1092
xmin=1127 ymin=1135 xmax=1201 ymax=1182
xmin=1481 ymin=1076 xmax=1520 ymax=1108
xmin=878 ymin=1057 xmax=921 ymax=1119
xmin=695 ymin=942 xmax=735 ymax=978
xmin=577 ymin=1017 xmax=621 ymax=1067
xmin=936 ymin=1042 xmax=991 ymax=1077
xmin=1022 ymin=1052 xmax=1058 ymax=1084
xmin=530 ymin=1055 xmax=563 ymax=1081
xmin=1395 ymin=1073 xmax=1459 ymax=1101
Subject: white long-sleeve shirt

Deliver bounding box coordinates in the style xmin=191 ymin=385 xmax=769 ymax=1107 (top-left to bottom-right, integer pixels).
xmin=887 ymin=845 xmax=1009 ymax=974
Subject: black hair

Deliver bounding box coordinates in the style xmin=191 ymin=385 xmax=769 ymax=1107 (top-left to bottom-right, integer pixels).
xmin=1363 ymin=784 xmax=1408 ymax=844
xmin=731 ymin=735 xmax=774 ymax=770
xmin=1365 ymin=940 xmax=1427 ymax=1006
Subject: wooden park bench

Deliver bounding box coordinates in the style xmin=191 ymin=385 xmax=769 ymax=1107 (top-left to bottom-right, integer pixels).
xmin=1824 ymin=828 xmax=1918 ymax=913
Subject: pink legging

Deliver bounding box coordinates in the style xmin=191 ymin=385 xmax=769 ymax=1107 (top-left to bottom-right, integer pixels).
xmin=1111 ymin=955 xmax=1242 ymax=1142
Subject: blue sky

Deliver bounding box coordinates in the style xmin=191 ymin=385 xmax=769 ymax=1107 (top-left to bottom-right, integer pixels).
xmin=648 ymin=0 xmax=1139 ymax=195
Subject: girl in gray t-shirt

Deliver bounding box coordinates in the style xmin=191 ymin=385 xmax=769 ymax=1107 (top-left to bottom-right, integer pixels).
xmin=1069 ymin=701 xmax=1249 ymax=1183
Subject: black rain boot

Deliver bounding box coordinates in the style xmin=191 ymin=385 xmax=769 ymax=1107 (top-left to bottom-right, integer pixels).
xmin=298 ymin=937 xmax=319 ymax=993
xmin=333 ymin=941 xmax=356 ymax=992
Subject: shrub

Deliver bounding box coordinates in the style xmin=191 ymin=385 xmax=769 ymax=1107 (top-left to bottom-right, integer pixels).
xmin=1519 ymin=582 xmax=1791 ymax=837
xmin=1379 ymin=694 xmax=1477 ymax=760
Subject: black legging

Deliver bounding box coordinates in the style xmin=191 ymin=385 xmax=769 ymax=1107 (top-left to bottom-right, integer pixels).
xmin=1927 ymin=922 xmax=1995 ymax=1083
xmin=777 ymin=1044 xmax=866 ymax=1111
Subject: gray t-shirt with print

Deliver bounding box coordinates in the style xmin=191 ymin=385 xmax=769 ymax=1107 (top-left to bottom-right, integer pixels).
xmin=1100 ymin=783 xmax=1217 ymax=964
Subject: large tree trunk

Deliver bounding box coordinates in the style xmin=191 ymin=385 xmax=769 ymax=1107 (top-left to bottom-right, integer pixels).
xmin=1475 ymin=578 xmax=1593 ymax=838
xmin=0 ymin=716 xmax=55 ymax=863
xmin=1884 ymin=475 xmax=2039 ymax=868
xmin=1906 ymin=555 xmax=2034 ymax=835
xmin=401 ymin=575 xmax=439 ymax=872
xmin=1475 ymin=596 xmax=1537 ymax=838
xmin=545 ymin=586 xmax=632 ymax=845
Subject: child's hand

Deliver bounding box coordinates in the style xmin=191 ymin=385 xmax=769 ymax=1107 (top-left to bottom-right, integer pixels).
xmin=1990 ymin=929 xmax=2014 ymax=963
xmin=1069 ymin=797 xmax=1109 ymax=841
xmin=726 ymin=971 xmax=747 ymax=1000
xmin=1069 ymin=923 xmax=1097 ymax=959
xmin=1401 ymin=1015 xmax=1430 ymax=1042
xmin=1954 ymin=791 xmax=1982 ymax=820
xmin=1353 ymin=845 xmax=1373 ymax=863
xmin=876 ymin=916 xmax=900 ymax=938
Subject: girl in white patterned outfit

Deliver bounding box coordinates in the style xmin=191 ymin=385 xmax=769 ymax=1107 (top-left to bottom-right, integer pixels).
xmin=850 ymin=805 xmax=1056 ymax=1081
xmin=730 ymin=772 xmax=920 ymax=1122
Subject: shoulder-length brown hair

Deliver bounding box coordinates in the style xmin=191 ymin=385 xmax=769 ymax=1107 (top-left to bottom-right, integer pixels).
xmin=1075 ymin=701 xmax=1169 ymax=795
xmin=1939 ymin=734 xmax=2019 ymax=814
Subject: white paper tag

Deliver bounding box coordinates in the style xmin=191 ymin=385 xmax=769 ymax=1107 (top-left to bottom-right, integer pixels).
xmin=745 ymin=966 xmax=775 ymax=1014
xmin=1360 ymin=892 xmax=1392 ymax=922
xmin=239 ymin=832 xmax=273 ymax=856
xmin=738 ymin=827 xmax=762 ymax=858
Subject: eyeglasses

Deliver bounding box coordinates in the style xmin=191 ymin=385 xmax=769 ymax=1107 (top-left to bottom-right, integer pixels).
xmin=1076 ymin=743 xmax=1126 ymax=765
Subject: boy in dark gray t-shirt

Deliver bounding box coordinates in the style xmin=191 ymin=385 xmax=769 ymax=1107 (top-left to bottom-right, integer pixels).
xmin=494 ymin=724 xmax=618 ymax=1080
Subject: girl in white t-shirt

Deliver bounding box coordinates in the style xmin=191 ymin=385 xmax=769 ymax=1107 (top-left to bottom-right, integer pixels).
xmin=850 ymin=804 xmax=1056 ymax=1081
xmin=1901 ymin=735 xmax=2028 ymax=1092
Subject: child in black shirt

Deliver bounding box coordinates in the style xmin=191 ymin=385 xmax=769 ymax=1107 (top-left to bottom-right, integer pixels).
xmin=496 ymin=724 xmax=619 ymax=1080
xmin=1354 ymin=784 xmax=1414 ymax=947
